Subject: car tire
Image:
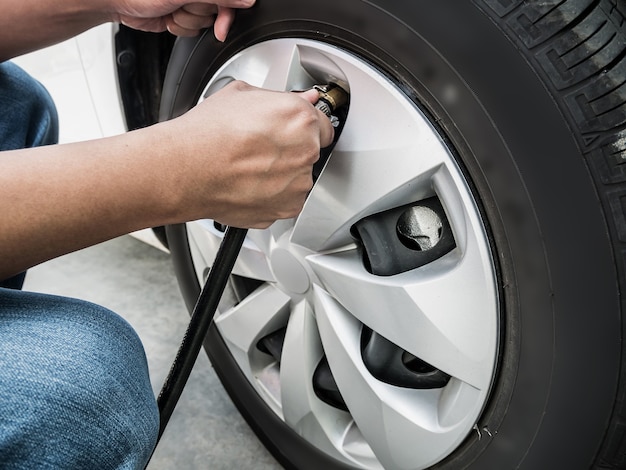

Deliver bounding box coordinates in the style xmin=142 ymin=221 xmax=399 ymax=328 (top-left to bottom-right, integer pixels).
xmin=162 ymin=1 xmax=626 ymax=468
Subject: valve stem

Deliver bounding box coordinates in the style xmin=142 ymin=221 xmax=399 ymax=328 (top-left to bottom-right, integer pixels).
xmin=314 ymin=84 xmax=349 ymax=127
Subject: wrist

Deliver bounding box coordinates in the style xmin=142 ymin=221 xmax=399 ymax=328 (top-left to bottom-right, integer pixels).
xmin=130 ymin=121 xmax=202 ymax=225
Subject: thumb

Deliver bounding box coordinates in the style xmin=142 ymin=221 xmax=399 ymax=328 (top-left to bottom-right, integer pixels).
xmin=294 ymin=89 xmax=335 ymax=148
xmin=298 ymin=88 xmax=321 ymax=105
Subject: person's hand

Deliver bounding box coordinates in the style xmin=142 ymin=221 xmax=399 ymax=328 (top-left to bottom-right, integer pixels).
xmin=161 ymin=81 xmax=335 ymax=229
xmin=113 ymin=0 xmax=255 ymax=41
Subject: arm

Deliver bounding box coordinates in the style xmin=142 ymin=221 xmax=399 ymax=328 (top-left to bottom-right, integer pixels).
xmin=0 ymin=0 xmax=253 ymax=61
xmin=0 ymin=84 xmax=334 ymax=279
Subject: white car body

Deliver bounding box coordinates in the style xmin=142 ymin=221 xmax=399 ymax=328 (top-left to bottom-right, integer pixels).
xmin=14 ymin=24 xmax=125 ymax=144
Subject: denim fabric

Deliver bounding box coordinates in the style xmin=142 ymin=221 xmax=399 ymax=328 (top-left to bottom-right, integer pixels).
xmin=0 ymin=289 xmax=159 ymax=469
xmin=0 ymin=63 xmax=159 ymax=468
xmin=0 ymin=61 xmax=59 ymax=151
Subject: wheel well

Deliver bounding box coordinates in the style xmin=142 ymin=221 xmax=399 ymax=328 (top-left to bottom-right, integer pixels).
xmin=114 ymin=25 xmax=176 ymax=131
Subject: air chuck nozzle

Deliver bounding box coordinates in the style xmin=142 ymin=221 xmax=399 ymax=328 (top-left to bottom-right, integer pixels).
xmin=313 ymin=84 xmax=349 ymax=125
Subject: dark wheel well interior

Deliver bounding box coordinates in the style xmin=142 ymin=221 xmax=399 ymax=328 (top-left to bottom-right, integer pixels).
xmin=114 ymin=25 xmax=176 ymax=131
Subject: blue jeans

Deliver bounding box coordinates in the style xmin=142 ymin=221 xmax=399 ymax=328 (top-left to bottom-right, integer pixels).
xmin=0 ymin=62 xmax=59 ymax=151
xmin=0 ymin=289 xmax=159 ymax=469
xmin=0 ymin=62 xmax=159 ymax=468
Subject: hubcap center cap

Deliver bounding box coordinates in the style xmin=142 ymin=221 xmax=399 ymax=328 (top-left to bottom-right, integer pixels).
xmin=270 ymin=248 xmax=310 ymax=295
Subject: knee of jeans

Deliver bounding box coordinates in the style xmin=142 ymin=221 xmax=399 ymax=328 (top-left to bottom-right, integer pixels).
xmin=0 ymin=61 xmax=59 ymax=150
xmin=0 ymin=292 xmax=159 ymax=467
xmin=52 ymin=299 xmax=159 ymax=460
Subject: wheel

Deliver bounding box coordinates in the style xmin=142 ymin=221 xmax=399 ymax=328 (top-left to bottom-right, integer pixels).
xmin=162 ymin=1 xmax=626 ymax=469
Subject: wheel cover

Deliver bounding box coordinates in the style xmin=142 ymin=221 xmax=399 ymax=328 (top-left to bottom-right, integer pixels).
xmin=187 ymin=38 xmax=499 ymax=470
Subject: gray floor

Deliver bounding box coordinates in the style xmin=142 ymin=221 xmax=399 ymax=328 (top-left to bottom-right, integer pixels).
xmin=23 ymin=234 xmax=282 ymax=469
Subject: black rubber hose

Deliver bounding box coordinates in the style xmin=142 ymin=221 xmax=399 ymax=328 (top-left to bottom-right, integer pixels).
xmin=152 ymin=84 xmax=347 ymax=450
xmin=156 ymin=225 xmax=248 ymax=440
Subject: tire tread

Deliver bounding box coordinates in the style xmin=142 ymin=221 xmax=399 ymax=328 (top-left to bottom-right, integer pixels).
xmin=475 ymin=1 xmax=626 ymax=468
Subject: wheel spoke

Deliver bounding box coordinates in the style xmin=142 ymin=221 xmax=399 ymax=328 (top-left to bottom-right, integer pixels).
xmin=292 ymin=107 xmax=449 ymax=252
xmin=314 ymin=288 xmax=481 ymax=469
xmin=208 ymin=40 xmax=312 ymax=92
xmin=308 ymin=247 xmax=496 ymax=390
xmin=260 ymin=43 xmax=312 ymax=91
xmin=187 ymin=221 xmax=275 ymax=282
xmin=280 ymin=300 xmax=324 ymax=427
xmin=279 ymin=300 xmax=358 ymax=464
xmin=213 ymin=283 xmax=291 ymax=372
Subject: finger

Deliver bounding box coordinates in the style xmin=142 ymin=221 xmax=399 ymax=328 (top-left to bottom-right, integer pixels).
xmin=295 ymin=90 xmax=335 ymax=147
xmin=170 ymin=7 xmax=217 ymax=32
xmin=298 ymin=88 xmax=321 ymax=105
xmin=203 ymin=0 xmax=256 ymax=8
xmin=181 ymin=3 xmax=218 ymax=15
xmin=214 ymin=7 xmax=236 ymax=42
xmin=317 ymin=110 xmax=335 ymax=148
xmin=166 ymin=17 xmax=207 ymax=37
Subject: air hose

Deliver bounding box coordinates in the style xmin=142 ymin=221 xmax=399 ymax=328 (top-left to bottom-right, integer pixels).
xmin=153 ymin=84 xmax=349 ymax=447
xmin=156 ymin=225 xmax=248 ymax=438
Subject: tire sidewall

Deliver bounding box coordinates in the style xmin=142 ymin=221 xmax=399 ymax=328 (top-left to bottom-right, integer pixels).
xmin=162 ymin=1 xmax=621 ymax=468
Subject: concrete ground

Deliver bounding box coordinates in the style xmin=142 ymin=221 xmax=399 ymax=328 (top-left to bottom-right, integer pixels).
xmin=24 ymin=234 xmax=282 ymax=470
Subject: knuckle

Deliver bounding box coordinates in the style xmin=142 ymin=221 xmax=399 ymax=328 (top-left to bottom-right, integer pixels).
xmin=228 ymin=80 xmax=249 ymax=91
xmin=296 ymin=175 xmax=314 ymax=194
xmin=305 ymin=147 xmax=320 ymax=164
xmin=294 ymin=107 xmax=319 ymax=134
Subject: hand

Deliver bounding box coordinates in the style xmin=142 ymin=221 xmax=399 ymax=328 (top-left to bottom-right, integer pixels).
xmin=164 ymin=81 xmax=335 ymax=229
xmin=113 ymin=0 xmax=255 ymax=40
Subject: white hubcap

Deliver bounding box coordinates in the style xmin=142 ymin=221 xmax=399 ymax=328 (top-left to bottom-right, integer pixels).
xmin=186 ymin=39 xmax=499 ymax=470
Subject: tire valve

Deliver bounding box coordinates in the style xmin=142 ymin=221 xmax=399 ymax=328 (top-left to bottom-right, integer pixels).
xmin=313 ymin=84 xmax=349 ymax=127
xmin=310 ymin=84 xmax=349 ymax=181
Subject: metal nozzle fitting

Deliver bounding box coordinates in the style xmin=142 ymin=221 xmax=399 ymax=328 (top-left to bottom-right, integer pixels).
xmin=313 ymin=84 xmax=349 ymax=117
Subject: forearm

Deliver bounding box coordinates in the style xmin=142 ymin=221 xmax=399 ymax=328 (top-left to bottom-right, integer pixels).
xmin=0 ymin=82 xmax=332 ymax=280
xmin=0 ymin=0 xmax=113 ymax=61
xmin=0 ymin=125 xmax=182 ymax=279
